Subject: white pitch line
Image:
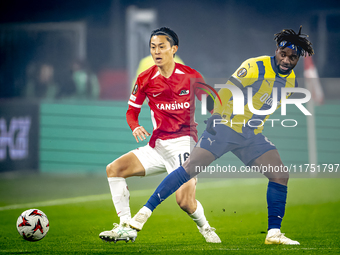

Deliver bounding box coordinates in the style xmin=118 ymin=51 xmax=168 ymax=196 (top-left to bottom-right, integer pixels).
xmin=0 ymin=194 xmax=110 ymax=211
xmin=0 ymin=179 xmax=266 ymax=211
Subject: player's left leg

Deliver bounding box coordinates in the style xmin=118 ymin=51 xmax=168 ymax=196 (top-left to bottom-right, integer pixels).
xmin=175 ymin=179 xmax=221 ymax=243
xmin=252 ymin=149 xmax=299 ymax=245
xmin=99 ymin=152 xmax=144 ymax=243
xmin=100 ymin=144 xmax=166 ymax=243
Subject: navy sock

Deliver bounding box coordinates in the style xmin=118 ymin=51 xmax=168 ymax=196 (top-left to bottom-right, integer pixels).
xmin=267 ymin=181 xmax=287 ymax=230
xmin=145 ymin=166 xmax=191 ymax=211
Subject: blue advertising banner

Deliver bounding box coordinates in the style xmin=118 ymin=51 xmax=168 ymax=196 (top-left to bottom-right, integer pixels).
xmin=0 ymin=100 xmax=39 ymax=172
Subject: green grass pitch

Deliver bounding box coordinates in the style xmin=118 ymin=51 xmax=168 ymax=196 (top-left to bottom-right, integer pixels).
xmin=0 ymin=173 xmax=339 ymax=254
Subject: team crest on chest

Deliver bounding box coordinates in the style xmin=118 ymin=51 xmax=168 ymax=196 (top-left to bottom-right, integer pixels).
xmin=179 ymin=90 xmax=189 ymax=96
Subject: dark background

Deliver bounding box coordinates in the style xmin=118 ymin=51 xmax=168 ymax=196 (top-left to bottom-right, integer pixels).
xmin=0 ymin=0 xmax=339 ymax=98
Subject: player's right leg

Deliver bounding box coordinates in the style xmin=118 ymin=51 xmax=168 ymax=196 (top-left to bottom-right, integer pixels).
xmin=99 ymin=152 xmax=145 ymax=243
xmin=252 ymin=149 xmax=299 ymax=245
xmin=175 ymin=179 xmax=221 ymax=243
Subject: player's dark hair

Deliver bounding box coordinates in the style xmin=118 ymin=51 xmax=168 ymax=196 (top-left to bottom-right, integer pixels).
xmin=274 ymin=26 xmax=314 ymax=57
xmin=150 ymin=27 xmax=179 ymax=47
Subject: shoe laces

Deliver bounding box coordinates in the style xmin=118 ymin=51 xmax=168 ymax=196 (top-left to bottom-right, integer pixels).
xmin=111 ymin=223 xmax=120 ymax=230
xmin=202 ymin=226 xmax=216 ymax=235
xmin=272 ymin=232 xmax=284 ymax=238
xmin=271 ymin=232 xmax=290 ymax=241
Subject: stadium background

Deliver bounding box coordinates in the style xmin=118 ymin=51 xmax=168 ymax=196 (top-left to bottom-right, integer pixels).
xmin=0 ymin=0 xmax=339 ymax=174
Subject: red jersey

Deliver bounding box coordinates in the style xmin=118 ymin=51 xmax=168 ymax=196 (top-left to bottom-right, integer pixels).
xmin=126 ymin=63 xmax=206 ymax=148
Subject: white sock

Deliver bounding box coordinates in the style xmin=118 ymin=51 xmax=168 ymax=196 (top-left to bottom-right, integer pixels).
xmin=189 ymin=200 xmax=208 ymax=228
xmin=267 ymin=228 xmax=280 ymax=236
xmin=139 ymin=206 xmax=152 ymax=217
xmin=108 ymin=177 xmax=131 ymax=224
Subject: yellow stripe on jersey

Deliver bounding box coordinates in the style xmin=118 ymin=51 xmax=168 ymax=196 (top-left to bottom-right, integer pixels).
xmin=214 ymin=55 xmax=296 ymax=137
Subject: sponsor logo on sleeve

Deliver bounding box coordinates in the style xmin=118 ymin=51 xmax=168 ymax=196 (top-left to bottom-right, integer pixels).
xmin=237 ymin=68 xmax=247 ymax=77
xmin=130 ymin=94 xmax=136 ymax=101
xmin=132 ymin=84 xmax=138 ymax=95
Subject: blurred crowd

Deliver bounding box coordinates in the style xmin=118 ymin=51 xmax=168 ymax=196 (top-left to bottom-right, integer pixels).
xmin=23 ymin=59 xmax=100 ymax=101
xmin=19 ymin=55 xmax=184 ymax=102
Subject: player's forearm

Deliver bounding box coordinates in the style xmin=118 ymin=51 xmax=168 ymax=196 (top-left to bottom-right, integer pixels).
xmin=126 ymin=106 xmax=141 ymax=131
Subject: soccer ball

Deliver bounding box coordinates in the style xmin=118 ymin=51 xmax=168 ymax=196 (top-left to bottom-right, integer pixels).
xmin=16 ymin=209 xmax=49 ymax=241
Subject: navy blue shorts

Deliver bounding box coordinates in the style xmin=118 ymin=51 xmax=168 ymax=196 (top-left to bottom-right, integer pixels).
xmin=195 ymin=124 xmax=277 ymax=166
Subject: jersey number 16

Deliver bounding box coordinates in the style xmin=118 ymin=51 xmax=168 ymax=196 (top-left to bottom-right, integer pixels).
xmin=178 ymin=152 xmax=190 ymax=166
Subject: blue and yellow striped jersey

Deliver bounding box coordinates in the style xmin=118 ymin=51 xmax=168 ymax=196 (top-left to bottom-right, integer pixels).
xmin=213 ymin=55 xmax=297 ymax=137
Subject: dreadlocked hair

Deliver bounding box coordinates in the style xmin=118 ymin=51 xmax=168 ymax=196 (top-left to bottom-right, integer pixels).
xmin=274 ymin=26 xmax=314 ymax=57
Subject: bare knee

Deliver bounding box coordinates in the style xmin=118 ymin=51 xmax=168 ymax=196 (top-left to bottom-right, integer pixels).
xmin=268 ymin=172 xmax=289 ymax=186
xmin=106 ymin=153 xmax=145 ymax=178
xmin=106 ymin=160 xmax=125 ymax=178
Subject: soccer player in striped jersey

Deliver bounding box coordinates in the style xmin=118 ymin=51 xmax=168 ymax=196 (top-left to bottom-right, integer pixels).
xmin=99 ymin=27 xmax=221 ymax=243
xmin=130 ymin=27 xmax=314 ymax=245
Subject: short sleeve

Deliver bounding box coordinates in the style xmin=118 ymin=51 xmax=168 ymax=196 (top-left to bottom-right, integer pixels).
xmin=228 ymin=58 xmax=258 ymax=88
xmin=128 ymin=76 xmax=146 ymax=109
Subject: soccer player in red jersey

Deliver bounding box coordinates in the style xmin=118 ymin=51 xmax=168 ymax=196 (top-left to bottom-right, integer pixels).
xmin=99 ymin=27 xmax=221 ymax=243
